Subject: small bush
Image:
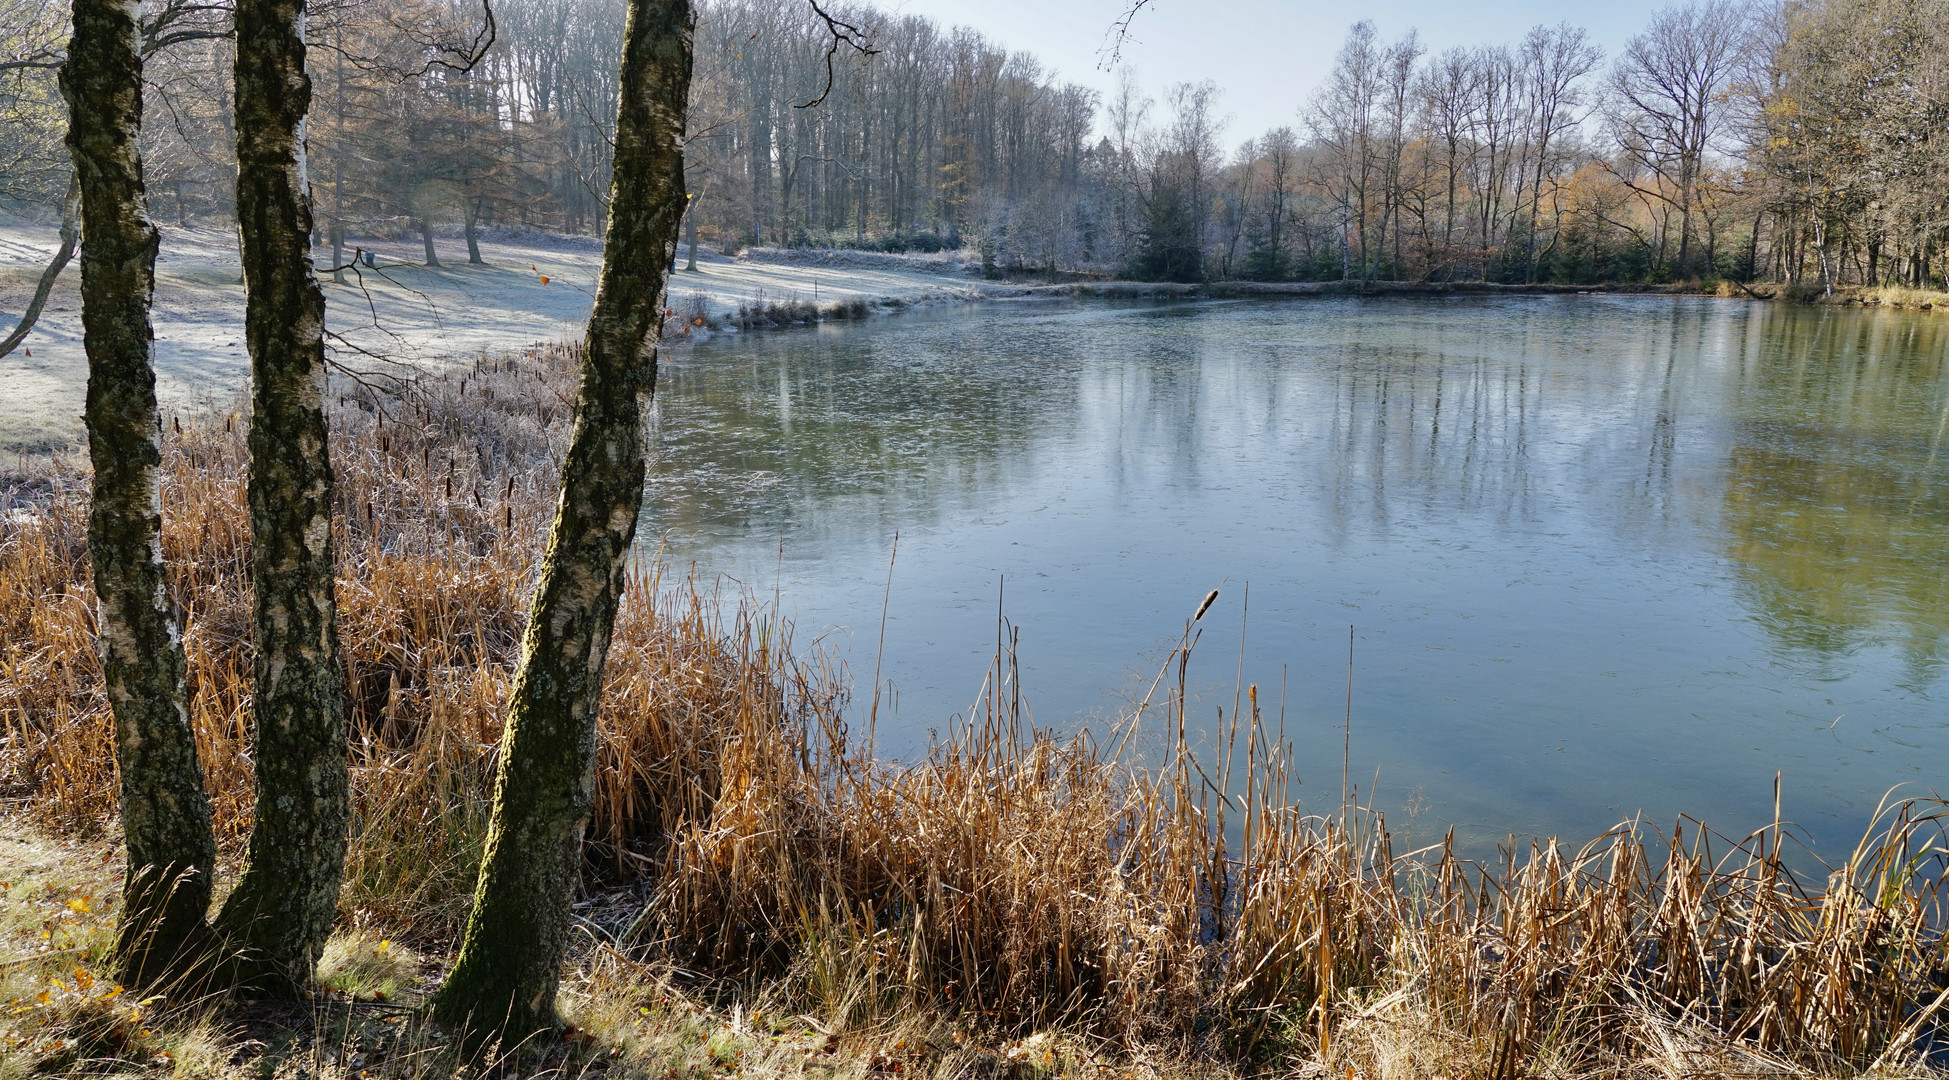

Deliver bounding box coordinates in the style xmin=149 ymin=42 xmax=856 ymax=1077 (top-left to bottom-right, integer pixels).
xmin=733 ymin=292 xmax=824 ymax=330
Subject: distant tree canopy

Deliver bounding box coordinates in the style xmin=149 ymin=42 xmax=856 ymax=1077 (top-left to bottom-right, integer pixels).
xmin=2 ymin=0 xmax=1943 ymax=289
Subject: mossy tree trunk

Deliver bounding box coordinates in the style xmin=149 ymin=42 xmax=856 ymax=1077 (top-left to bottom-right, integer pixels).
xmin=210 ymin=0 xmax=348 ymax=995
xmin=430 ymin=0 xmax=692 ymax=1041
xmin=60 ymin=0 xmax=219 ymax=988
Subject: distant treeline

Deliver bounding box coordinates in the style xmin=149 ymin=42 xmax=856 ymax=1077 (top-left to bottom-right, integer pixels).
xmin=0 ymin=0 xmax=1942 ymax=288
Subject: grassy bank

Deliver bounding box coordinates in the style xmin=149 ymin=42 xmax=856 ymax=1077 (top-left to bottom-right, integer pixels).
xmin=4 ymin=347 xmax=1949 ymax=1078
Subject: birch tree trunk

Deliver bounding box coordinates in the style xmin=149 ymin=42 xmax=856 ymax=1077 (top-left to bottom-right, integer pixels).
xmin=210 ymin=0 xmax=348 ymax=995
xmin=431 ymin=0 xmax=692 ymax=1040
xmin=60 ymin=0 xmax=219 ymax=987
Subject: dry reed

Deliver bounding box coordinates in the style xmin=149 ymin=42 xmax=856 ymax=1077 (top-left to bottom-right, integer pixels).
xmin=2 ymin=344 xmax=1946 ymax=1076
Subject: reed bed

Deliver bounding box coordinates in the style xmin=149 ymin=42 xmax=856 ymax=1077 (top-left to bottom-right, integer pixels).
xmin=2 ymin=345 xmax=1946 ymax=1077
xmin=0 ymin=347 xmax=803 ymax=938
xmin=732 ymin=292 xmax=871 ymax=330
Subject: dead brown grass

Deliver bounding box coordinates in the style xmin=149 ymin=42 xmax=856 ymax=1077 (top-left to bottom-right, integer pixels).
xmin=0 ymin=348 xmax=800 ymax=942
xmin=3 ymin=344 xmax=1947 ymax=1078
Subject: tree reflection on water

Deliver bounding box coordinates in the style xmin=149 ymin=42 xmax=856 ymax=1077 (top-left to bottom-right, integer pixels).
xmin=1723 ymin=310 xmax=1949 ymax=688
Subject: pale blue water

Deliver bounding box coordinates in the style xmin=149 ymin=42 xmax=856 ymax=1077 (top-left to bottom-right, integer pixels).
xmin=644 ymin=295 xmax=1949 ymax=858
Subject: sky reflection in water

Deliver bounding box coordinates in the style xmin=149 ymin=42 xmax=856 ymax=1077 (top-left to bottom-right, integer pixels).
xmin=643 ymin=295 xmax=1949 ymax=859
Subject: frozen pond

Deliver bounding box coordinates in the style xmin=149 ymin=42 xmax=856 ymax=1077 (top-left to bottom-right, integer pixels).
xmin=645 ymin=295 xmax=1949 ymax=858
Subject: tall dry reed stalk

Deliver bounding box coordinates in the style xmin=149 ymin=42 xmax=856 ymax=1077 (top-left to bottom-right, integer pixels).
xmin=3 ymin=344 xmax=1946 ymax=1076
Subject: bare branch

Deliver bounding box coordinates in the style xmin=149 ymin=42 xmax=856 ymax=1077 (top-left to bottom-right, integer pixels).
xmin=0 ymin=54 xmax=64 ymax=72
xmin=414 ymin=0 xmax=497 ymax=77
xmin=795 ymin=0 xmax=874 ymax=110
xmin=1097 ymin=0 xmax=1152 ymax=70
xmin=137 ymin=0 xmax=234 ymax=59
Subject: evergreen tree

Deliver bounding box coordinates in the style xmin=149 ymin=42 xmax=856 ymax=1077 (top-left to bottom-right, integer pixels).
xmin=1131 ymin=173 xmax=1202 ymax=282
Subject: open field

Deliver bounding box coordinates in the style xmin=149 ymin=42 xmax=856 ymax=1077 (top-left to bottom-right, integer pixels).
xmin=4 ymin=347 xmax=1949 ymax=1078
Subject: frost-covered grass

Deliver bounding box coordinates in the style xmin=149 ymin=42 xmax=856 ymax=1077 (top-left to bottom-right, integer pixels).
xmin=0 ymin=218 xmax=987 ymax=456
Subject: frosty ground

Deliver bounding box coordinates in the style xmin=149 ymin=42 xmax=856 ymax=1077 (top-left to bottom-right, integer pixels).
xmin=0 ymin=217 xmax=990 ymax=454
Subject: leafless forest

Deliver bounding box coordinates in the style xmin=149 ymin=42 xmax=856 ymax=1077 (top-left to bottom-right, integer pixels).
xmin=2 ymin=0 xmax=1944 ymax=288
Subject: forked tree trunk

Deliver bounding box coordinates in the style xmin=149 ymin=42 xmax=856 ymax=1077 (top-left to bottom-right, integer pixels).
xmin=0 ymin=176 xmax=81 ymax=360
xmin=430 ymin=0 xmax=692 ymax=1041
xmin=60 ymin=0 xmax=219 ymax=988
xmin=210 ymin=0 xmax=348 ymax=995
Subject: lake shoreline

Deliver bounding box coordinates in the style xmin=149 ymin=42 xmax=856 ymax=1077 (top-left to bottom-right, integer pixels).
xmin=972 ymin=275 xmax=1945 ymax=310
xmin=5 ymin=213 xmax=1940 ymax=457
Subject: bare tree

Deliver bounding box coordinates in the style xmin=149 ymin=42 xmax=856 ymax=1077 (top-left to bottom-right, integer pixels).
xmin=1606 ymin=0 xmax=1750 ymax=278
xmin=1518 ymin=24 xmax=1601 ymax=281
xmin=4 ymin=0 xmax=230 ymax=356
xmin=1307 ymin=21 xmax=1381 ymax=281
xmin=1375 ymin=31 xmax=1423 ymax=278
xmin=1466 ymin=44 xmax=1519 ymax=280
xmin=1418 ymin=47 xmax=1478 ymax=278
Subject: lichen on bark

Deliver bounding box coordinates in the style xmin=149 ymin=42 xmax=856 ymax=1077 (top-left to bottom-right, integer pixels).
xmin=60 ymin=0 xmax=220 ymax=988
xmin=430 ymin=0 xmax=693 ymax=1041
xmin=209 ymin=0 xmax=349 ymax=995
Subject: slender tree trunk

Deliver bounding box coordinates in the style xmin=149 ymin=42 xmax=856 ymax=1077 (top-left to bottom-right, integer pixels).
xmin=1676 ymin=157 xmax=1695 ymax=278
xmin=331 ymin=37 xmax=346 ymax=285
xmin=1815 ymin=218 xmax=1834 ymax=296
xmin=686 ymin=192 xmax=699 ymax=270
xmin=419 ymin=219 xmax=441 ymax=266
xmin=465 ymin=198 xmax=485 ymax=264
xmin=60 ymin=0 xmax=219 ymax=988
xmin=1745 ymin=211 xmax=1762 ymax=282
xmin=0 ymin=175 xmax=80 ymax=360
xmin=431 ymin=0 xmax=692 ymax=1042
xmin=211 ymin=0 xmax=348 ymax=996
xmin=1525 ymin=132 xmax=1551 ymax=284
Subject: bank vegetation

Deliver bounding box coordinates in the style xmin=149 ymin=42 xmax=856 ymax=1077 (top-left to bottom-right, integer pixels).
xmin=4 ymin=351 xmax=1949 ymax=1078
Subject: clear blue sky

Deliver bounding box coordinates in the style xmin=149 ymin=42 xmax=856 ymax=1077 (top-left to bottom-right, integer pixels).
xmin=884 ymin=0 xmax=1671 ymax=145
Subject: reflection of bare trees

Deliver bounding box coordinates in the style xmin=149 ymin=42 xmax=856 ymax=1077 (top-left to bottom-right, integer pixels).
xmin=645 ymin=326 xmax=1085 ymax=541
xmin=1722 ymin=311 xmax=1949 ymax=682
